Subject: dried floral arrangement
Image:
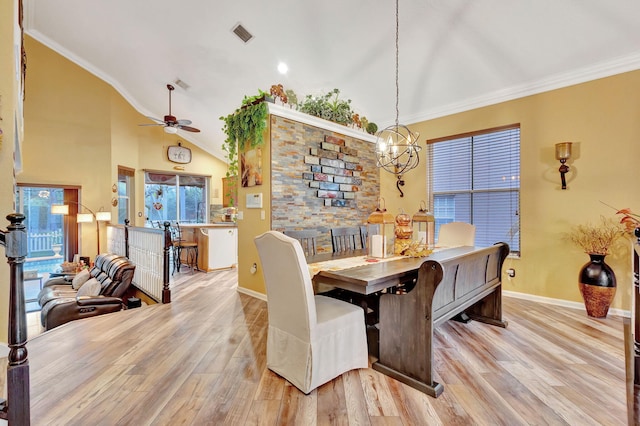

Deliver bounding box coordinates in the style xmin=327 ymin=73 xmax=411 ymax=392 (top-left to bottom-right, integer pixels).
xmin=394 ymin=239 xmax=432 ymax=258
xmin=615 ymin=207 xmax=640 ymax=234
xmin=565 ymin=216 xmax=624 ymax=255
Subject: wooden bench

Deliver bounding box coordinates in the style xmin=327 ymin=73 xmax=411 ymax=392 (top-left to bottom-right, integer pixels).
xmin=373 ymin=243 xmax=509 ymax=397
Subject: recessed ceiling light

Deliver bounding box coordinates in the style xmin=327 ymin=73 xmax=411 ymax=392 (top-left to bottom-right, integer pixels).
xmin=277 ymin=62 xmax=288 ymax=74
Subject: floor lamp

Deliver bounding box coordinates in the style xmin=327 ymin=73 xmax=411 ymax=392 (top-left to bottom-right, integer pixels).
xmin=51 ymin=203 xmax=112 ymax=256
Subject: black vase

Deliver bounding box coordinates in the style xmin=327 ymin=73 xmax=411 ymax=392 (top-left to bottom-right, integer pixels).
xmin=578 ymin=253 xmax=616 ymax=318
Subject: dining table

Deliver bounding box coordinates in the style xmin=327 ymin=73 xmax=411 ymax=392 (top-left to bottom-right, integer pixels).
xmin=307 ymin=246 xmax=485 ymax=294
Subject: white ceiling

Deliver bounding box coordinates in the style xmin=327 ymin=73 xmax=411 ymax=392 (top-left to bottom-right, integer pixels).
xmin=24 ymin=0 xmax=640 ymax=161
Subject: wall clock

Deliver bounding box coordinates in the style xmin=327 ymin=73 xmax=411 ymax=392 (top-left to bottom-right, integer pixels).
xmin=167 ymin=143 xmax=192 ymax=164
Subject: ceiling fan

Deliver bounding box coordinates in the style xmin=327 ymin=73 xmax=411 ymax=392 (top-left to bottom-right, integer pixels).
xmin=139 ymin=84 xmax=200 ymax=134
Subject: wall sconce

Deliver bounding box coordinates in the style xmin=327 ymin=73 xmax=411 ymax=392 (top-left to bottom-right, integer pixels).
xmin=51 ymin=203 xmax=112 ymax=255
xmin=555 ymin=142 xmax=572 ymax=190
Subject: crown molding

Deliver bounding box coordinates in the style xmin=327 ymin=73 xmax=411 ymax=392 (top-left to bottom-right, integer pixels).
xmin=401 ymin=51 xmax=640 ymax=126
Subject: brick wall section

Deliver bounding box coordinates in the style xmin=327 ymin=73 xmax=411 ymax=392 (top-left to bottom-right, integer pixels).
xmin=271 ymin=115 xmax=379 ymax=252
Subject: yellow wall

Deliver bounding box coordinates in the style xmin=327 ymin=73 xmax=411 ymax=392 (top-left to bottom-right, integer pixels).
xmin=0 ymin=0 xmax=19 ymax=343
xmin=0 ymin=33 xmax=227 ymax=341
xmin=384 ymin=71 xmax=640 ymax=310
xmin=108 ymin=90 xmax=228 ymax=227
xmin=236 ymin=120 xmax=272 ymax=296
xmin=20 ymin=36 xmax=227 ymax=258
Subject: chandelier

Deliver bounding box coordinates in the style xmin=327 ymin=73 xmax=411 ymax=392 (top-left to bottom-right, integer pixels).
xmin=375 ymin=0 xmax=421 ymax=197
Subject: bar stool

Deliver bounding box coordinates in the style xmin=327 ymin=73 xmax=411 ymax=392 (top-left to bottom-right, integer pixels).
xmin=170 ymin=222 xmax=199 ymax=274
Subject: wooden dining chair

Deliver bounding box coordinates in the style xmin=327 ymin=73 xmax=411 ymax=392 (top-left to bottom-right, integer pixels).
xmin=330 ymin=226 xmax=362 ymax=253
xmin=437 ymin=222 xmax=476 ymax=247
xmin=282 ymin=229 xmax=320 ymax=256
xmin=359 ymin=225 xmax=368 ymax=249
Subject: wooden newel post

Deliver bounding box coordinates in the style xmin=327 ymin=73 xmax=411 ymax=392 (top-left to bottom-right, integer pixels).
xmin=162 ymin=222 xmax=172 ymax=303
xmin=0 ymin=213 xmax=31 ymax=425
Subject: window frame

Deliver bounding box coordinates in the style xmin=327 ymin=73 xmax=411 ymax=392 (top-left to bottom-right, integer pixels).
xmin=144 ymin=170 xmax=210 ymax=225
xmin=117 ymin=166 xmax=135 ymax=225
xmin=428 ymin=124 xmax=521 ymax=255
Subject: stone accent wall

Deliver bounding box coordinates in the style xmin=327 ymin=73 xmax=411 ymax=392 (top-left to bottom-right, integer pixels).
xmin=271 ymin=115 xmax=379 ymax=252
xmin=302 ymin=135 xmax=363 ymax=207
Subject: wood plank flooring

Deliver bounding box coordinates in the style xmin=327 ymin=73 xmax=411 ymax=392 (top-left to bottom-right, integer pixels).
xmin=2 ymin=269 xmax=631 ymax=425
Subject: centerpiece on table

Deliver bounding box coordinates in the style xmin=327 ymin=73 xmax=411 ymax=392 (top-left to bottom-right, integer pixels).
xmin=566 ymin=216 xmax=624 ymax=318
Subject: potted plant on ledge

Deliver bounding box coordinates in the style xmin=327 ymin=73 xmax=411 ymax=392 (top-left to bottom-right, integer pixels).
xmin=566 ymin=216 xmax=624 ymax=318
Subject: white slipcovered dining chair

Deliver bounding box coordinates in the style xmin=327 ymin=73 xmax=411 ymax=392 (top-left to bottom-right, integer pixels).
xmin=254 ymin=231 xmax=368 ymax=394
xmin=437 ymin=222 xmax=476 ymax=247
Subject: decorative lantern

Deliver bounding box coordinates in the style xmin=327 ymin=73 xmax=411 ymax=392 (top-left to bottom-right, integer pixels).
xmin=367 ymin=199 xmax=395 ymax=258
xmin=412 ymin=201 xmax=435 ymax=249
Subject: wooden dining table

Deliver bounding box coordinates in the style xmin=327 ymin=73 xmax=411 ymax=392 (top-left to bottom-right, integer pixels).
xmin=307 ymin=246 xmax=487 ymax=294
xmin=306 ymin=243 xmax=510 ymax=397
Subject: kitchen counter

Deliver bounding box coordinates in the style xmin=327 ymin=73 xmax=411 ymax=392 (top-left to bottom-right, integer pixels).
xmin=178 ymin=223 xmax=237 ymax=271
xmin=180 ymin=222 xmax=237 ymax=228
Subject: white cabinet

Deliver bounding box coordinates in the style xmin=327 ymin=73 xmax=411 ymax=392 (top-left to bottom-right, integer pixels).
xmin=196 ymin=226 xmax=238 ymax=271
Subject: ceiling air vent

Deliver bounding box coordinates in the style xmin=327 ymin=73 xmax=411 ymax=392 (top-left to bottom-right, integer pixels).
xmin=232 ymin=23 xmax=253 ymax=44
xmin=174 ymin=79 xmax=190 ymax=90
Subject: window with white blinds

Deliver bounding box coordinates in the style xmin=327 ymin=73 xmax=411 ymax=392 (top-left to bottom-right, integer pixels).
xmin=430 ymin=125 xmax=520 ymax=254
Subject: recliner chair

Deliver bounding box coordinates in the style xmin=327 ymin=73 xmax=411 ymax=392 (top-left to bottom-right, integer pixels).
xmin=38 ymin=253 xmax=136 ymax=330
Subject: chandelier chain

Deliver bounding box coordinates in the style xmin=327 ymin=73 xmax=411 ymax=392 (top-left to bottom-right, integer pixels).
xmin=395 ymin=0 xmax=399 ymax=128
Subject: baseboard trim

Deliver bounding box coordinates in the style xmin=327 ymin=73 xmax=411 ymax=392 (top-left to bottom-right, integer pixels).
xmin=236 ymin=286 xmax=267 ymax=302
xmin=503 ymin=290 xmax=630 ymax=318
xmin=234 ymin=287 xmax=630 ymax=317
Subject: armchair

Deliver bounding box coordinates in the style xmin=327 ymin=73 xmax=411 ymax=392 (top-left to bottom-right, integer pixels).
xmin=37 ymin=253 xmax=136 ymax=330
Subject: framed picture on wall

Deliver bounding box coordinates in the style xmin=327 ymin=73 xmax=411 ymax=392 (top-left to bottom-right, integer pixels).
xmin=241 ymin=147 xmax=263 ymax=187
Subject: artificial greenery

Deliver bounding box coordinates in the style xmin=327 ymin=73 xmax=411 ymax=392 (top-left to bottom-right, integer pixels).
xmin=365 ymin=121 xmax=378 ymax=135
xmin=220 ymin=89 xmax=270 ymax=179
xmin=298 ymin=88 xmax=354 ymax=126
xmin=220 ymin=85 xmax=378 ymax=195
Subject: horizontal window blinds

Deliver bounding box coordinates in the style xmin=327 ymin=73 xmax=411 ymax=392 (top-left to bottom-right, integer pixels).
xmin=431 ymin=126 xmax=520 ymax=253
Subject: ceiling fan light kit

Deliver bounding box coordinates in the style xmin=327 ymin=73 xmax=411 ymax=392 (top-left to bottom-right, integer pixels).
xmin=139 ymin=84 xmax=201 ymax=133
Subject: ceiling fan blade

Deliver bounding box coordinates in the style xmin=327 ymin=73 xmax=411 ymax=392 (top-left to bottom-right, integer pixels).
xmin=138 ymin=123 xmax=165 ymax=127
xmin=176 ymin=119 xmax=192 ymax=125
xmin=145 ymin=116 xmax=166 ymax=124
xmin=178 ymin=125 xmax=201 ymax=133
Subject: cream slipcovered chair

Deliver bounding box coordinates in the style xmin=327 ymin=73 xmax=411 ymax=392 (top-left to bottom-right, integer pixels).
xmin=254 ymin=231 xmax=368 ymax=394
xmin=437 ymin=222 xmax=476 ymax=247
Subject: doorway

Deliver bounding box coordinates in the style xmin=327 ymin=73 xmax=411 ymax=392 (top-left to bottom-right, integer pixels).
xmin=15 ymin=185 xmax=81 ymax=311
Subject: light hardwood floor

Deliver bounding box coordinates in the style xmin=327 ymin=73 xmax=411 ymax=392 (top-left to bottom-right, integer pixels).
xmin=4 ymin=269 xmax=630 ymax=425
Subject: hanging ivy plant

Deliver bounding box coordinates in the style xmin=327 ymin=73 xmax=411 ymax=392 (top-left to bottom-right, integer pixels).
xmin=220 ymin=89 xmax=270 ymax=179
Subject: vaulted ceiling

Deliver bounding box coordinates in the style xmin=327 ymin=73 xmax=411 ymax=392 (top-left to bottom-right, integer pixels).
xmin=24 ymin=0 xmax=640 ymax=161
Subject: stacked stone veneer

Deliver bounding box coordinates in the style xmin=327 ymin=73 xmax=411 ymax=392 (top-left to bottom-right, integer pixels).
xmin=271 ymin=115 xmax=379 ymax=252
xmin=302 ymin=135 xmax=362 ymax=208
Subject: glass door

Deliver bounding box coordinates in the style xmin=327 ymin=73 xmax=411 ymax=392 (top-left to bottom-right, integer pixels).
xmin=15 ymin=186 xmax=64 ymax=312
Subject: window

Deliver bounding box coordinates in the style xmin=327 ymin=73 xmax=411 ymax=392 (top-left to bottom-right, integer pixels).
xmin=144 ymin=172 xmax=209 ymax=224
xmin=117 ymin=166 xmax=135 ymax=225
xmin=430 ymin=125 xmax=520 ymax=254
